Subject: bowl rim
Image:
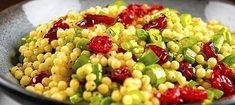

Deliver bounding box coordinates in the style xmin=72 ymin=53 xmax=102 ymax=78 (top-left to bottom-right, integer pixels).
xmin=0 ymin=0 xmax=235 ymax=105
xmin=0 ymin=76 xmax=70 ymax=105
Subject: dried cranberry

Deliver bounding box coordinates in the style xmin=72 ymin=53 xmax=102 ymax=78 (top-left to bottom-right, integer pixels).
xmin=146 ymin=45 xmax=169 ymax=65
xmin=143 ymin=14 xmax=167 ymax=31
xmin=132 ymin=54 xmax=138 ymax=62
xmin=88 ymin=36 xmax=112 ymax=54
xmin=180 ymin=86 xmax=208 ymax=102
xmin=117 ymin=8 xmax=135 ymax=26
xmin=117 ymin=48 xmax=126 ymax=53
xmin=155 ymin=88 xmax=182 ymax=105
xmin=44 ymin=19 xmax=69 ymax=42
xmin=202 ymin=42 xmax=218 ymax=60
xmin=212 ymin=62 xmax=235 ymax=96
xmin=147 ymin=4 xmax=164 ymax=13
xmin=179 ymin=61 xmax=195 ymax=81
xmin=127 ymin=4 xmax=147 ymax=17
xmin=77 ymin=14 xmax=115 ymax=28
xmin=110 ymin=66 xmax=131 ymax=83
xmin=30 ymin=72 xmax=50 ymax=85
xmin=117 ymin=3 xmax=146 ymax=26
xmin=219 ymin=62 xmax=235 ymax=82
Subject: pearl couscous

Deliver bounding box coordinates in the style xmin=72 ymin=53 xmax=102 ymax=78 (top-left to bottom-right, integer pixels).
xmin=11 ymin=1 xmax=235 ymax=105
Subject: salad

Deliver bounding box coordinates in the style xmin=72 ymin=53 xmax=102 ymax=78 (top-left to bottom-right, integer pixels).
xmin=10 ymin=1 xmax=235 ymax=105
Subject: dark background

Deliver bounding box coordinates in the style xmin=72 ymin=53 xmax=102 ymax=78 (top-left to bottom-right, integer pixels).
xmin=0 ymin=0 xmax=23 ymax=11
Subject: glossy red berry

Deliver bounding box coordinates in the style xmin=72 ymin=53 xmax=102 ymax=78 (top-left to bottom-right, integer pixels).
xmin=180 ymin=86 xmax=208 ymax=102
xmin=202 ymin=42 xmax=218 ymax=60
xmin=88 ymin=36 xmax=112 ymax=54
xmin=30 ymin=72 xmax=50 ymax=85
xmin=127 ymin=4 xmax=147 ymax=17
xmin=110 ymin=66 xmax=131 ymax=83
xmin=143 ymin=14 xmax=167 ymax=31
xmin=44 ymin=19 xmax=69 ymax=42
xmin=146 ymin=45 xmax=169 ymax=65
xmin=77 ymin=14 xmax=115 ymax=28
xmin=212 ymin=62 xmax=235 ymax=96
xmin=155 ymin=88 xmax=182 ymax=105
xmin=179 ymin=61 xmax=195 ymax=81
xmin=117 ymin=3 xmax=146 ymax=26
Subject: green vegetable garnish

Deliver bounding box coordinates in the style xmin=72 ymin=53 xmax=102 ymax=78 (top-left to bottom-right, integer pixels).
xmin=91 ymin=94 xmax=103 ymax=105
xmin=92 ymin=64 xmax=102 ymax=84
xmin=70 ymin=93 xmax=83 ymax=104
xmin=72 ymin=54 xmax=90 ymax=70
xmin=139 ymin=50 xmax=159 ymax=66
xmin=207 ymin=88 xmax=224 ymax=101
xmin=136 ymin=29 xmax=149 ymax=40
xmin=179 ymin=36 xmax=197 ymax=49
xmin=144 ymin=64 xmax=166 ymax=86
xmin=222 ymin=54 xmax=235 ymax=66
xmin=100 ymin=97 xmax=112 ymax=105
xmin=76 ymin=38 xmax=89 ymax=50
xmin=212 ymin=34 xmax=224 ymax=52
xmin=188 ymin=80 xmax=199 ymax=87
xmin=184 ymin=48 xmax=197 ymax=63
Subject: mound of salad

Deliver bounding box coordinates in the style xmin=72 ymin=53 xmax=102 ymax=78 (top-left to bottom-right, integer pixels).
xmin=10 ymin=1 xmax=235 ymax=105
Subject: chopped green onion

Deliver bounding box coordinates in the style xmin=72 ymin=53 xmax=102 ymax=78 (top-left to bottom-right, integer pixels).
xmin=91 ymin=94 xmax=103 ymax=105
xmin=136 ymin=29 xmax=149 ymax=40
xmin=222 ymin=54 xmax=235 ymax=66
xmin=100 ymin=97 xmax=112 ymax=105
xmin=92 ymin=64 xmax=102 ymax=84
xmin=127 ymin=90 xmax=144 ymax=103
xmin=217 ymin=28 xmax=232 ymax=44
xmin=144 ymin=64 xmax=166 ymax=86
xmin=188 ymin=80 xmax=199 ymax=87
xmin=72 ymin=54 xmax=90 ymax=70
xmin=212 ymin=34 xmax=224 ymax=52
xmin=139 ymin=50 xmax=159 ymax=66
xmin=70 ymin=93 xmax=83 ymax=104
xmin=180 ymin=13 xmax=192 ymax=27
xmin=184 ymin=48 xmax=197 ymax=63
xmin=76 ymin=38 xmax=89 ymax=50
xmin=75 ymin=27 xmax=82 ymax=36
xmin=207 ymin=88 xmax=224 ymax=101
xmin=179 ymin=36 xmax=197 ymax=49
xmin=121 ymin=40 xmax=138 ymax=50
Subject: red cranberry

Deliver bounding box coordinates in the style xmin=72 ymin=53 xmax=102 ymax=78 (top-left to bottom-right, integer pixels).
xmin=127 ymin=4 xmax=147 ymax=17
xmin=202 ymin=42 xmax=218 ymax=60
xmin=44 ymin=19 xmax=69 ymax=42
xmin=110 ymin=66 xmax=131 ymax=83
xmin=117 ymin=48 xmax=126 ymax=53
xmin=30 ymin=72 xmax=50 ymax=85
xmin=180 ymin=86 xmax=208 ymax=102
xmin=146 ymin=45 xmax=169 ymax=65
xmin=143 ymin=14 xmax=167 ymax=31
xmin=117 ymin=3 xmax=146 ymax=26
xmin=77 ymin=14 xmax=115 ymax=28
xmin=212 ymin=62 xmax=235 ymax=96
xmin=179 ymin=61 xmax=195 ymax=81
xmin=219 ymin=62 xmax=235 ymax=82
xmin=117 ymin=8 xmax=135 ymax=26
xmin=147 ymin=4 xmax=164 ymax=13
xmin=155 ymin=88 xmax=182 ymax=105
xmin=88 ymin=36 xmax=112 ymax=54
